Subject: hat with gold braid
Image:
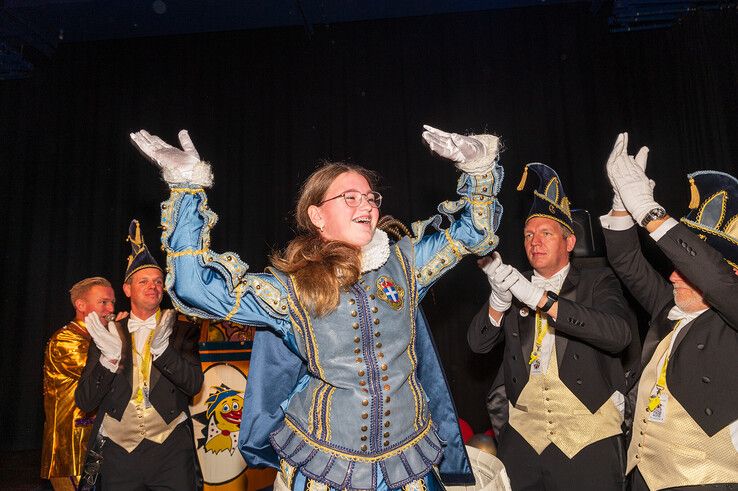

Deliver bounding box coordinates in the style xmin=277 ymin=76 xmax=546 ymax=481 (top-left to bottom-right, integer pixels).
xmin=516 ymin=162 xmax=574 ymax=234
xmin=124 ymin=219 xmax=163 ymax=282
xmin=681 ymin=170 xmax=738 ymax=269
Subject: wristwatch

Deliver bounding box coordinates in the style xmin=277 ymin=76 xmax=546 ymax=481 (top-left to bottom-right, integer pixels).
xmin=540 ymin=291 xmax=559 ymax=313
xmin=640 ymin=207 xmax=666 ymax=227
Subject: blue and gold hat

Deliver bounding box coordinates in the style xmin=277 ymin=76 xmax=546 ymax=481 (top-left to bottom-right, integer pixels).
xmin=681 ymin=170 xmax=738 ymax=269
xmin=516 ymin=163 xmax=573 ymax=233
xmin=124 ymin=219 xmax=162 ymax=282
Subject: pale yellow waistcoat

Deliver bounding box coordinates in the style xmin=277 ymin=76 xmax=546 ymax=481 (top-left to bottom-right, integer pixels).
xmin=508 ymin=325 xmax=623 ymax=459
xmin=101 ymin=341 xmax=185 ymax=452
xmin=627 ymin=330 xmax=738 ymax=490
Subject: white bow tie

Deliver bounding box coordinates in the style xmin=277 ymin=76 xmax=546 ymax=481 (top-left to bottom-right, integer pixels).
xmin=531 ymin=275 xmax=561 ymax=292
xmin=128 ymin=316 xmax=156 ymax=333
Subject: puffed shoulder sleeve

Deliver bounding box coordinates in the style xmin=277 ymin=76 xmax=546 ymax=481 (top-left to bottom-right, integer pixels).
xmin=160 ymin=187 xmax=293 ymax=339
xmin=411 ymin=159 xmax=504 ymax=300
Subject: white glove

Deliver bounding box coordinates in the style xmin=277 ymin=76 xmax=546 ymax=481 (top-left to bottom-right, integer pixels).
xmin=422 ymin=125 xmax=500 ymax=175
xmin=481 ymin=252 xmax=517 ymax=313
xmin=507 ymin=268 xmax=546 ymax=311
xmin=150 ymin=309 xmax=176 ymax=357
xmin=130 ymin=129 xmax=214 ymax=187
xmin=606 ymin=133 xmax=659 ymax=223
xmin=85 ymin=312 xmax=123 ymax=371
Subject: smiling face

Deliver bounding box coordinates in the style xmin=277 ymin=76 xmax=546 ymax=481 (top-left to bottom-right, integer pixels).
xmin=523 ymin=216 xmax=576 ymax=278
xmin=76 ymin=285 xmax=116 ymax=321
xmin=307 ymin=171 xmax=380 ymax=248
xmin=123 ymin=267 xmax=164 ymax=318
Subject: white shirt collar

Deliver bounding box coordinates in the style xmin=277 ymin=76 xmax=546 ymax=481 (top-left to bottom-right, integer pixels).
xmin=360 ymin=229 xmax=391 ymax=273
xmin=667 ymin=305 xmax=709 ymax=324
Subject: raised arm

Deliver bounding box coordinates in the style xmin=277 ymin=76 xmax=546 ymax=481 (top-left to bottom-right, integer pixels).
xmin=130 ymin=130 xmax=293 ymax=339
xmin=412 ymin=126 xmax=504 ymax=300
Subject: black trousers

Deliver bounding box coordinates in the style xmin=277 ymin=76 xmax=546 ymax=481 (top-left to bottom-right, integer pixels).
xmin=630 ymin=467 xmax=738 ymax=491
xmin=99 ymin=423 xmax=197 ymax=491
xmin=498 ymin=424 xmax=626 ymax=491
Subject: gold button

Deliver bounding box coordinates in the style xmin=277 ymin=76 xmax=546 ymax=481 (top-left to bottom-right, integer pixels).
xmin=383 ymin=384 xmax=390 ymax=391
xmin=384 ymin=441 xmax=389 ymax=447
xmin=361 ymin=444 xmax=368 ymax=452
xmin=356 ymin=357 xmax=363 ymax=363
xmin=373 ymin=319 xmax=380 ymax=325
xmin=361 ymin=435 xmax=367 ymax=441
xmin=381 ymin=364 xmax=388 ymax=371
xmin=349 ymin=299 xmax=356 ymax=305
xmin=371 ymin=307 xmax=378 ymax=313
xmin=359 ymin=381 xmax=366 ymax=386
xmin=384 ymin=421 xmax=391 ymax=428
xmin=376 ymin=342 xmax=382 ymax=348
xmin=361 ymin=413 xmax=368 ymax=419
xmin=370 ymin=294 xmax=375 ymax=300
xmin=375 ymin=332 xmax=381 ymax=337
xmin=354 ymin=336 xmax=361 ymax=343
xmin=384 ymin=410 xmax=391 ymax=416
xmin=385 ymin=396 xmax=391 ymax=403
xmin=378 ymin=352 xmax=384 ymax=358
xmin=362 ymin=400 xmax=369 ymax=406
xmin=358 ymin=370 xmax=365 ymax=376
xmin=351 ymin=311 xmax=358 ymax=317
xmin=361 ymin=425 xmax=368 ymax=431
xmin=384 ymin=432 xmax=390 ymax=438
xmin=354 ymin=348 xmax=361 ymax=354
xmin=382 ymin=375 xmax=388 ymax=381
xmin=352 ymin=322 xmax=359 ymax=329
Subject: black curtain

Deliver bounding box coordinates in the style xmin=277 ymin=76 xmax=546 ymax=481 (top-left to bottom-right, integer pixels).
xmin=1 ymin=5 xmax=736 ymax=451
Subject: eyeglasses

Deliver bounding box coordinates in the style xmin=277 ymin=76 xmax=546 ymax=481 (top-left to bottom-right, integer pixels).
xmin=319 ymin=190 xmax=383 ymax=209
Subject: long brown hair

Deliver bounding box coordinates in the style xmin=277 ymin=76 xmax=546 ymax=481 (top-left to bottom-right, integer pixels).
xmin=271 ymin=162 xmax=379 ymax=317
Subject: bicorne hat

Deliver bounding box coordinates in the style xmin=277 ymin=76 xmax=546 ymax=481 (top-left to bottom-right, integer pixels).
xmin=681 ymin=170 xmax=738 ymax=269
xmin=124 ymin=219 xmax=162 ymax=282
xmin=516 ymin=162 xmax=573 ymax=234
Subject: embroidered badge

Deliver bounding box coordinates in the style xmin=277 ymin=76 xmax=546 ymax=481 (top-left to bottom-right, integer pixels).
xmin=376 ymin=275 xmax=405 ymax=310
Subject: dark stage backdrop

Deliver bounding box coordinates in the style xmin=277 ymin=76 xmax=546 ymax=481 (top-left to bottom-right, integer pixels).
xmin=1 ymin=5 xmax=736 ymax=451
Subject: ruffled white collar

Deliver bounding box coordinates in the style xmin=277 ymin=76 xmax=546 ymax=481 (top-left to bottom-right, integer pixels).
xmin=360 ymin=229 xmax=390 ymax=273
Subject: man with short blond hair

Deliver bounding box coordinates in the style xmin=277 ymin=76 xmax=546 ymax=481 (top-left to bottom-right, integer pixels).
xmin=42 ymin=276 xmax=120 ymax=490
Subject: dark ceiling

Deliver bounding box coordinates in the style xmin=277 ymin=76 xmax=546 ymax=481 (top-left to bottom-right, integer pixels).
xmin=1 ymin=0 xmax=734 ymax=79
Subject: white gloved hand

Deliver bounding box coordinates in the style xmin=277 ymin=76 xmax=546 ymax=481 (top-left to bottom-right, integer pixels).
xmin=130 ymin=129 xmax=214 ymax=187
xmin=150 ymin=309 xmax=176 ymax=357
xmin=480 ymin=252 xmax=517 ymax=313
xmin=85 ymin=312 xmax=123 ymax=371
xmin=606 ymin=133 xmax=659 ymax=223
xmin=422 ymin=125 xmax=500 ymax=175
xmin=507 ymin=268 xmax=546 ymax=311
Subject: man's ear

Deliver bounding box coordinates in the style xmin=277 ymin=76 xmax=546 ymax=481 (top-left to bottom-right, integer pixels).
xmin=122 ymin=282 xmax=132 ymax=299
xmin=307 ymin=205 xmax=324 ymax=231
xmin=74 ymin=298 xmax=86 ymax=314
xmin=566 ymin=233 xmax=577 ymax=253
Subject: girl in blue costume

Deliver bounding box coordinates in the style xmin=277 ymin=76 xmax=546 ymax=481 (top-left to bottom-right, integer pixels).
xmin=130 ymin=125 xmax=504 ymax=490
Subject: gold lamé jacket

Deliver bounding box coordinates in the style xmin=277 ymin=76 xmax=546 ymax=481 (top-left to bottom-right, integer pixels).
xmin=41 ymin=321 xmax=95 ymax=478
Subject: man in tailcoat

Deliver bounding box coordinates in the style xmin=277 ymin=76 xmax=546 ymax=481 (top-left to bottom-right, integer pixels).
xmin=76 ymin=220 xmax=203 ymax=490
